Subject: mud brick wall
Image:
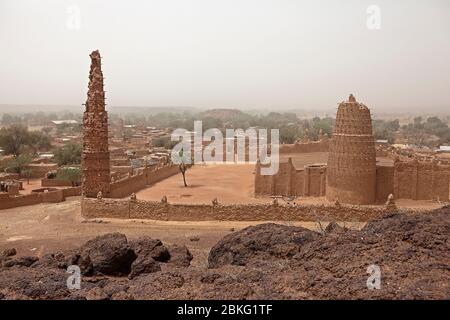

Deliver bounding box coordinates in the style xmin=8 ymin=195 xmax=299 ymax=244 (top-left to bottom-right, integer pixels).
xmin=110 ymin=174 xmax=147 ymax=198
xmin=0 ymin=193 xmax=41 ymax=210
xmin=62 ymin=187 xmax=82 ymax=197
xmin=109 ymin=165 xmax=180 ymax=198
xmin=110 ymin=148 xmax=126 ymax=156
xmin=145 ymin=165 xmax=179 ymax=185
xmin=81 ymin=50 xmax=111 ymax=198
xmin=393 ymin=160 xmax=450 ymax=201
xmin=81 ymin=197 xmax=415 ymax=222
xmin=304 ymin=165 xmax=326 ymax=196
xmin=110 ymin=158 xmax=130 ymax=166
xmin=272 ymin=161 xmax=292 ymax=195
xmin=39 ymin=189 xmax=65 ymax=203
xmin=375 ymin=165 xmax=394 ymax=203
xmin=0 ymin=193 xmax=10 ymax=201
xmin=291 ymin=169 xmax=306 ymax=195
xmin=255 ymin=159 xmax=326 ymax=197
xmin=326 ymin=96 xmax=377 ymax=205
xmin=432 ymin=165 xmax=450 ymax=201
xmin=81 ymin=197 xmax=130 ymax=218
xmin=0 ymin=189 xmax=67 ymax=210
xmin=111 ymin=166 xmax=133 ymax=175
xmin=254 ymin=167 xmax=274 ymax=195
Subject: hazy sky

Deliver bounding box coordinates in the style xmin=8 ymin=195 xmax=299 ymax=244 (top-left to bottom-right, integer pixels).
xmin=1 ymin=0 xmax=449 ymax=112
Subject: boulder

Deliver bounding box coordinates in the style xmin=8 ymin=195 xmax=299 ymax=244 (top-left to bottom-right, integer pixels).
xmin=68 ymin=252 xmax=94 ymax=276
xmin=168 ymin=245 xmax=193 ymax=267
xmin=3 ymin=256 xmax=39 ymax=268
xmin=128 ymin=255 xmax=161 ymax=279
xmin=77 ymin=233 xmax=137 ymax=276
xmin=208 ymin=223 xmax=319 ymax=268
xmin=129 ymin=237 xmax=170 ymax=262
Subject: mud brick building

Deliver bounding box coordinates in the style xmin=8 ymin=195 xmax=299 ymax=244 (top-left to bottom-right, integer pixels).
xmin=81 ymin=50 xmax=111 ymax=198
xmin=326 ymin=94 xmax=377 ymax=204
xmin=255 ymin=95 xmax=450 ymax=204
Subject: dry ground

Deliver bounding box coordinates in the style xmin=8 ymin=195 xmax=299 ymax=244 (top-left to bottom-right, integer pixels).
xmin=18 ymin=178 xmax=68 ymax=195
xmin=0 ymin=195 xmax=441 ymax=269
xmin=1 ymin=159 xmax=443 ymax=268
xmin=135 ymin=163 xmax=270 ymax=204
xmin=0 ymin=197 xmax=339 ymax=269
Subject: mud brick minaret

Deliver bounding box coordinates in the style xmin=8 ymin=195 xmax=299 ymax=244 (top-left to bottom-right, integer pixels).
xmin=326 ymin=94 xmax=376 ymax=205
xmin=81 ymin=50 xmax=110 ymax=198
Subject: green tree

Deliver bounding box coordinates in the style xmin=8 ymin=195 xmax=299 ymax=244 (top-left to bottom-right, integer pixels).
xmin=5 ymin=154 xmax=32 ymax=176
xmin=0 ymin=125 xmax=30 ymax=157
xmin=28 ymin=130 xmax=52 ymax=154
xmin=54 ymin=143 xmax=82 ymax=166
xmin=1 ymin=114 xmax=23 ymax=125
xmin=56 ymin=167 xmax=81 ymax=186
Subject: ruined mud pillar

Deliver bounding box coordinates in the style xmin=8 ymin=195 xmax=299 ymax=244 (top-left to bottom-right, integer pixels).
xmin=326 ymin=95 xmax=376 ymax=204
xmin=81 ymin=50 xmax=111 ymax=198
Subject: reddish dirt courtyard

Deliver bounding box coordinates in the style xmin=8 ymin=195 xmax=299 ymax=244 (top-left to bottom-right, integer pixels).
xmin=135 ymin=164 xmax=271 ymax=204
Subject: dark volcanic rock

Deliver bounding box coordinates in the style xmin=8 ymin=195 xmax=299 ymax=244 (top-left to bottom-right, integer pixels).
xmin=76 ymin=233 xmax=137 ymax=276
xmin=3 ymin=256 xmax=39 ymax=268
xmin=68 ymin=252 xmax=94 ymax=276
xmin=168 ymin=245 xmax=193 ymax=267
xmin=129 ymin=256 xmax=161 ymax=279
xmin=0 ymin=209 xmax=449 ymax=300
xmin=129 ymin=237 xmax=170 ymax=262
xmin=2 ymin=248 xmax=17 ymax=258
xmin=208 ymin=223 xmax=319 ymax=268
xmin=0 ymin=266 xmax=70 ymax=299
xmin=32 ymin=252 xmax=68 ymax=269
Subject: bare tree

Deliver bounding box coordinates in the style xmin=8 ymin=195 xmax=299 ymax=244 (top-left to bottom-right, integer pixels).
xmin=179 ymin=162 xmax=188 ymax=187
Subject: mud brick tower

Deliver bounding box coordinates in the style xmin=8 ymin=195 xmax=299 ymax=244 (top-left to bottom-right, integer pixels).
xmin=81 ymin=50 xmax=110 ymax=198
xmin=326 ymin=94 xmax=376 ymax=204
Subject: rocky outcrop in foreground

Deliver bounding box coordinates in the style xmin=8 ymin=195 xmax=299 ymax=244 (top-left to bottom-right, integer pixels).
xmin=0 ymin=207 xmax=449 ymax=300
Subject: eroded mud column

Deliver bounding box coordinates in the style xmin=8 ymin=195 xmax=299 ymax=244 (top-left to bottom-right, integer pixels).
xmin=81 ymin=50 xmax=111 ymax=198
xmin=326 ymin=95 xmax=376 ymax=204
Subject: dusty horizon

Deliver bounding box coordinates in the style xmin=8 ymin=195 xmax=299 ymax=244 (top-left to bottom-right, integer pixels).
xmin=1 ymin=0 xmax=450 ymax=112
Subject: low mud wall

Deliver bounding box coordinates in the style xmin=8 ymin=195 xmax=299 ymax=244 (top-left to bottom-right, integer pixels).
xmin=0 ymin=189 xmax=68 ymax=210
xmin=0 ymin=193 xmax=41 ymax=210
xmin=63 ymin=187 xmax=82 ymax=197
xmin=0 ymin=186 xmax=82 ymax=210
xmin=39 ymin=189 xmax=65 ymax=203
xmin=109 ymin=165 xmax=180 ymax=198
xmin=81 ymin=197 xmax=412 ymax=222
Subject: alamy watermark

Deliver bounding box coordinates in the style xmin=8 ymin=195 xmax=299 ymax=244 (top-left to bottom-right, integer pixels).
xmin=66 ymin=5 xmax=81 ymax=30
xmin=66 ymin=265 xmax=81 ymax=290
xmin=366 ymin=5 xmax=381 ymax=30
xmin=171 ymin=121 xmax=279 ymax=175
xmin=366 ymin=264 xmax=381 ymax=290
